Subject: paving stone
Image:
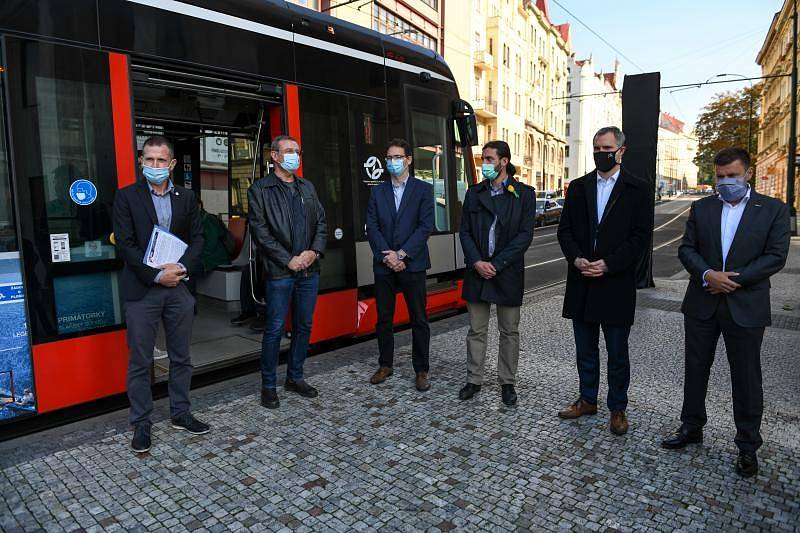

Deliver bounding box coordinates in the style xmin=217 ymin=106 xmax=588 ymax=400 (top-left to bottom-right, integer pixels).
xmin=2 ymin=256 xmax=800 ymax=531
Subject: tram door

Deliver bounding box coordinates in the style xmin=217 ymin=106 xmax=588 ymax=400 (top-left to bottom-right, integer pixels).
xmin=131 ymin=68 xmax=281 ymax=376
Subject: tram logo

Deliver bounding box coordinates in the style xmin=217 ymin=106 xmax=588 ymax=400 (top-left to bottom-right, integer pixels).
xmin=69 ymin=179 xmax=98 ymax=206
xmin=363 ymin=156 xmax=384 ymax=180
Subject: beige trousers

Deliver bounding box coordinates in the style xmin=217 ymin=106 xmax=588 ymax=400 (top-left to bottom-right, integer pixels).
xmin=466 ymin=301 xmax=521 ymax=386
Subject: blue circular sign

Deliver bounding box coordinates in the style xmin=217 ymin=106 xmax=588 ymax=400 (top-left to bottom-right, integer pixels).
xmin=69 ymin=179 xmax=98 ymax=206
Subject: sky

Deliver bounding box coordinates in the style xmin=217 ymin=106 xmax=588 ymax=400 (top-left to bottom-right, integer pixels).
xmin=547 ymin=0 xmax=782 ymax=129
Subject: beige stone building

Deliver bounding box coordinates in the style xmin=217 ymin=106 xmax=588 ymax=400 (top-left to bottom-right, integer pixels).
xmin=756 ymin=0 xmax=799 ymax=209
xmin=657 ymin=112 xmax=699 ymax=193
xmin=292 ymin=0 xmax=572 ymax=191
xmin=445 ymin=0 xmax=572 ymax=190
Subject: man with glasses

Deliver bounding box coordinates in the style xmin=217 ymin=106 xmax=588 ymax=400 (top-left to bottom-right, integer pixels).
xmin=367 ymin=138 xmax=434 ymax=391
xmin=248 ymin=135 xmax=327 ymax=409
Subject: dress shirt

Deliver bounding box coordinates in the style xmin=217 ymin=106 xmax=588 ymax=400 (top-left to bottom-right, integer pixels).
xmin=487 ymin=178 xmax=507 ymax=257
xmin=702 ymin=186 xmax=751 ymax=284
xmin=391 ymin=175 xmax=408 ymax=211
xmin=596 ymin=169 xmax=620 ymax=223
xmin=149 ymin=180 xmax=174 ymax=229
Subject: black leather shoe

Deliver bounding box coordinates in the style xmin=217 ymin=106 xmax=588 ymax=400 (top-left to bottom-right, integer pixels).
xmin=284 ymin=379 xmax=318 ymax=398
xmin=501 ymin=384 xmax=517 ymax=406
xmin=661 ymin=426 xmax=703 ymax=449
xmin=230 ymin=311 xmax=255 ymax=326
xmin=261 ymin=388 xmax=280 ymax=409
xmin=171 ymin=413 xmax=210 ymax=435
xmin=131 ymin=424 xmax=151 ymax=453
xmin=458 ymin=383 xmax=481 ymax=400
xmin=249 ymin=314 xmax=265 ymax=332
xmin=736 ymin=451 xmax=758 ymax=478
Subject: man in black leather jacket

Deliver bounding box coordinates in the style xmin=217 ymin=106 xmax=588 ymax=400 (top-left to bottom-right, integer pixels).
xmin=248 ymin=135 xmax=327 ymax=409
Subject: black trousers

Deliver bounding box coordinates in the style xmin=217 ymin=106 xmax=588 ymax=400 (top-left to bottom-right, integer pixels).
xmin=681 ymin=297 xmax=765 ymax=452
xmin=374 ymin=270 xmax=430 ymax=372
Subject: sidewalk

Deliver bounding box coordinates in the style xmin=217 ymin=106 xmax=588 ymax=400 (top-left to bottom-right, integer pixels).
xmin=1 ymin=242 xmax=799 ymax=532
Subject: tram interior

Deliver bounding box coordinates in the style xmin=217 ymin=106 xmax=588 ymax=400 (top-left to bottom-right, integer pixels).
xmin=133 ymin=82 xmax=285 ymax=381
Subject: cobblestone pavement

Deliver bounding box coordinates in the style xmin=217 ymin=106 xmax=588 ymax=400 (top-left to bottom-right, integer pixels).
xmin=2 ymin=243 xmax=799 ymax=532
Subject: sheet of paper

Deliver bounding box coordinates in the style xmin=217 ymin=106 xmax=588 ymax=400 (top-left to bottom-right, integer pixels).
xmin=50 ymin=234 xmax=70 ymax=263
xmin=143 ymin=226 xmax=188 ymax=268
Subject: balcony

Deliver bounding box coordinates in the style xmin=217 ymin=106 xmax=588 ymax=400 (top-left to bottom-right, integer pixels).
xmin=473 ymin=50 xmax=494 ymax=71
xmin=472 ymin=98 xmax=498 ymax=118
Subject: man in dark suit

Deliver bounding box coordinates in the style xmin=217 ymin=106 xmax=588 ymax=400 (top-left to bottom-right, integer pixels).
xmin=458 ymin=140 xmax=535 ymax=407
xmin=113 ymin=135 xmax=209 ymax=454
xmin=556 ymin=126 xmax=651 ymax=435
xmin=662 ymin=147 xmax=790 ymax=478
xmin=366 ymin=138 xmax=435 ymax=391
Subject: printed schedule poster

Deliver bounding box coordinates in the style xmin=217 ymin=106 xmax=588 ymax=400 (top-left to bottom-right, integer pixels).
xmin=0 ymin=252 xmax=36 ymax=421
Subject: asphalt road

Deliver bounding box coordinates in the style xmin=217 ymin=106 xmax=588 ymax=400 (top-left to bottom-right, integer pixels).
xmin=523 ymin=195 xmax=697 ymax=292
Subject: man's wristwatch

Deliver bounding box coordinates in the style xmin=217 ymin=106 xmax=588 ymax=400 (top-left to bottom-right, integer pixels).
xmin=397 ymin=250 xmax=407 ymax=261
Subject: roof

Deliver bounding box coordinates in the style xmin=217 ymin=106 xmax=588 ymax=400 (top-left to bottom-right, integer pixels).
xmin=557 ymin=23 xmax=570 ymax=43
xmin=659 ymin=112 xmax=685 ymax=134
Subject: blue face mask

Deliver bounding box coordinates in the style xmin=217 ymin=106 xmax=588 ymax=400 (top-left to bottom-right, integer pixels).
xmin=482 ymin=163 xmax=499 ymax=180
xmin=716 ymin=177 xmax=748 ymax=203
xmin=143 ymin=165 xmax=170 ymax=185
xmin=386 ymin=158 xmax=406 ymax=177
xmin=280 ymin=152 xmax=301 ymax=173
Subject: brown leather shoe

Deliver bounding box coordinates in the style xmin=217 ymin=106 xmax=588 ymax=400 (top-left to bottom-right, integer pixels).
xmin=557 ymin=398 xmax=598 ymax=419
xmin=610 ymin=410 xmax=629 ymax=435
xmin=370 ymin=366 xmax=393 ymax=384
xmin=415 ymin=371 xmax=431 ymax=392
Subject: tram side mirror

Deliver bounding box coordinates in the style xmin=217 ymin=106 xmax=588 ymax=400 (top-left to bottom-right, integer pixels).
xmin=453 ymin=100 xmax=479 ymax=147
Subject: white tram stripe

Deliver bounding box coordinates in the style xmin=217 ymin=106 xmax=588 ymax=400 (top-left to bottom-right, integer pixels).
xmin=125 ymin=0 xmax=454 ymax=83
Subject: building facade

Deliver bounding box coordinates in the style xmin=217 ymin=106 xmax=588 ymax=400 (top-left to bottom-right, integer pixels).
xmin=756 ymin=0 xmax=799 ymax=210
xmin=565 ymin=56 xmax=622 ymax=182
xmin=445 ymin=0 xmax=572 ymax=191
xmin=657 ymin=112 xmax=699 ymax=193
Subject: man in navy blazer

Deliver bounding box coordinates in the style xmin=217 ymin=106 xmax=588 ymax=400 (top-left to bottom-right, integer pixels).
xmin=366 ymin=138 xmax=435 ymax=391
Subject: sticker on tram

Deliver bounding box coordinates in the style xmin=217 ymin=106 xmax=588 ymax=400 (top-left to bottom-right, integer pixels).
xmin=50 ymin=233 xmax=71 ymax=263
xmin=0 ymin=252 xmax=36 ymax=421
xmin=334 ymin=228 xmax=343 ymax=240
xmin=69 ymin=179 xmax=98 ymax=206
xmin=363 ymin=156 xmax=384 ymax=185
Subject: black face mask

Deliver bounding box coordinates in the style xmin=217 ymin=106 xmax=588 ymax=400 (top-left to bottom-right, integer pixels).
xmin=593 ymin=149 xmax=620 ymax=173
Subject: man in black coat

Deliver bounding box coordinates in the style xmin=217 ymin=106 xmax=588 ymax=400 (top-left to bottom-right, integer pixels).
xmin=662 ymin=147 xmax=790 ymax=478
xmin=113 ymin=136 xmax=209 ymax=454
xmin=556 ymin=126 xmax=650 ymax=435
xmin=458 ymin=140 xmax=535 ymax=406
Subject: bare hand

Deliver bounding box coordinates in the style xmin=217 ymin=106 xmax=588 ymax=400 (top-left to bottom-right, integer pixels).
xmin=574 ymin=257 xmax=591 ymax=271
xmin=704 ymin=271 xmax=741 ymax=293
xmin=474 ymin=260 xmax=497 ymax=279
xmin=288 ymin=255 xmax=310 ymax=272
xmin=390 ymin=261 xmax=406 ymax=272
xmin=158 ymin=264 xmax=186 ymax=287
xmin=581 ymin=259 xmax=608 ymax=278
xmin=382 ymin=250 xmax=402 ymax=269
xmin=300 ymin=250 xmax=317 ymax=267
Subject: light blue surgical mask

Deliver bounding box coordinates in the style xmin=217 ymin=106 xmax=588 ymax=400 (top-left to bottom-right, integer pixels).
xmin=280 ymin=152 xmax=301 ymax=173
xmin=143 ymin=165 xmax=170 ymax=185
xmin=716 ymin=177 xmax=748 ymax=203
xmin=386 ymin=158 xmax=406 ymax=177
xmin=481 ymin=163 xmax=499 ymax=180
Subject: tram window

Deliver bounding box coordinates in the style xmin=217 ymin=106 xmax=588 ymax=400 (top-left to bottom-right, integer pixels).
xmin=0 ymin=88 xmax=16 ymax=253
xmin=298 ymin=89 xmax=353 ymax=291
xmin=4 ymin=39 xmax=123 ymax=339
xmin=411 ymin=111 xmax=450 ymax=232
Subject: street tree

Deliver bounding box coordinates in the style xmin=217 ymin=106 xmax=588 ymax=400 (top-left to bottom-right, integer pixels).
xmin=694 ymin=84 xmax=761 ymax=184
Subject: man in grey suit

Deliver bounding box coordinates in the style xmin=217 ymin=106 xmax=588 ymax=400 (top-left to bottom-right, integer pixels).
xmin=661 ymin=147 xmax=790 ymax=478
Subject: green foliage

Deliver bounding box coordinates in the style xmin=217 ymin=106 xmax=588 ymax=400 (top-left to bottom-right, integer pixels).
xmin=694 ymin=85 xmax=761 ymax=185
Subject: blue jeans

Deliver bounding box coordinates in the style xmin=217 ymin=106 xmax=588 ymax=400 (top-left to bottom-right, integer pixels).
xmin=572 ymin=319 xmax=631 ymax=411
xmin=261 ymin=273 xmax=319 ymax=389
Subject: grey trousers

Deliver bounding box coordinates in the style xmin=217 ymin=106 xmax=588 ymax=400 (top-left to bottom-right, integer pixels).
xmin=125 ymin=284 xmax=195 ymax=426
xmin=466 ymin=301 xmax=521 ymax=386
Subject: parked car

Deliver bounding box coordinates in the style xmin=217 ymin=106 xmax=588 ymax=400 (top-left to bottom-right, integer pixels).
xmin=535 ymin=198 xmax=563 ymax=227
xmin=536 ymin=190 xmax=557 ymax=200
